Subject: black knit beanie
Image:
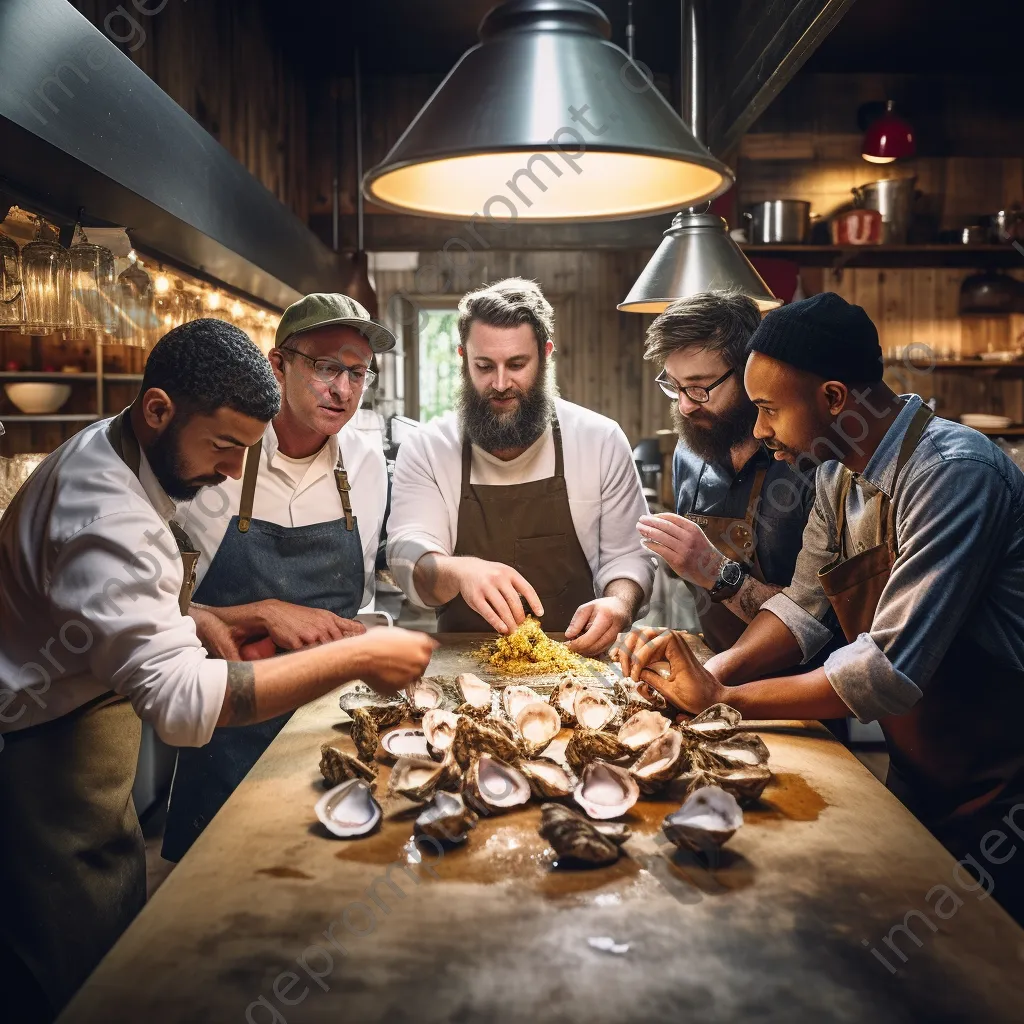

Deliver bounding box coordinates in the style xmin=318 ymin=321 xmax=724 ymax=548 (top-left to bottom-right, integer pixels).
xmin=745 ymin=292 xmax=883 ymax=383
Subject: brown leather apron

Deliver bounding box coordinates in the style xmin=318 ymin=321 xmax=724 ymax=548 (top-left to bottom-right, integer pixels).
xmin=684 ymin=465 xmax=768 ymax=653
xmin=0 ymin=412 xmax=199 ymax=1020
xmin=817 ymin=405 xmax=1024 ymax=921
xmin=437 ymin=420 xmax=595 ymax=632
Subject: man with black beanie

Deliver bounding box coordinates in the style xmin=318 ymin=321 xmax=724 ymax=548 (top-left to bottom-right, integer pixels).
xmin=617 ymin=292 xmax=1024 ymax=924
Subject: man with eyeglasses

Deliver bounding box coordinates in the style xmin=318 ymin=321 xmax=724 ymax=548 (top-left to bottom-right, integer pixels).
xmin=634 ymin=293 xmax=837 ymax=655
xmin=162 ymin=293 xmax=394 ymax=861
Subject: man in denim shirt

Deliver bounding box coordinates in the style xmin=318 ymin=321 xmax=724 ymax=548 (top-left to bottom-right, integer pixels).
xmin=619 ymin=293 xmax=1024 ymax=922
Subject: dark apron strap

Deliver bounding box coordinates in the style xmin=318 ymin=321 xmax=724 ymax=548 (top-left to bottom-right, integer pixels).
xmin=885 ymin=404 xmax=933 ymax=558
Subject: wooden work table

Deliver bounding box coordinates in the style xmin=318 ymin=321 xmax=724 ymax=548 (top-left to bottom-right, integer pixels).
xmin=61 ymin=636 xmax=1024 ymax=1023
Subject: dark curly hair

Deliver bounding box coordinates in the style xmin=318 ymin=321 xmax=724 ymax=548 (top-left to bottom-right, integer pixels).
xmin=142 ymin=318 xmax=280 ymax=422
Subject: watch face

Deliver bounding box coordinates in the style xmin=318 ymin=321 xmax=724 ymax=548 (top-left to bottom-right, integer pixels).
xmin=721 ymin=561 xmax=744 ymax=586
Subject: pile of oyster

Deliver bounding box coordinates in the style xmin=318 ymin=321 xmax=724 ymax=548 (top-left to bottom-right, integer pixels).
xmin=316 ymin=672 xmax=771 ymax=864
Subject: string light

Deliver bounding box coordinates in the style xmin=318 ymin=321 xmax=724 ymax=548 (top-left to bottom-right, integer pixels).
xmin=206 ymin=291 xmax=221 ymax=310
xmin=257 ymin=310 xmax=266 ymax=321
xmin=231 ymin=300 xmax=244 ymax=319
xmin=154 ymin=274 xmax=170 ymax=295
xmin=163 ymin=314 xmax=173 ymax=326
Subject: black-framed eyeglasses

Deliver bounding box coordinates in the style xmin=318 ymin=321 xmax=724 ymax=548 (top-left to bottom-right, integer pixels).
xmin=655 ymin=367 xmax=734 ymax=404
xmin=281 ymin=348 xmax=377 ymax=390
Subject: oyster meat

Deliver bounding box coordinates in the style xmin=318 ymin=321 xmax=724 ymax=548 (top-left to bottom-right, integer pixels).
xmin=681 ymin=703 xmax=741 ymax=741
xmin=319 ymin=744 xmax=377 ymax=787
xmin=662 ymin=785 xmax=743 ymax=853
xmin=315 ymin=778 xmax=382 ymax=838
xmin=452 ymin=715 xmax=521 ymax=770
xmin=697 ymin=733 xmax=770 ymax=770
xmin=349 ymin=706 xmax=381 ymax=763
xmin=421 ymin=709 xmax=461 ymax=760
xmin=377 ymin=728 xmax=432 ymax=764
xmin=539 ymin=802 xmax=622 ymax=867
xmin=629 ymin=728 xmax=688 ymax=794
xmin=565 ymin=728 xmax=629 ymax=774
xmin=618 ymin=709 xmax=671 ymax=753
xmin=519 ymin=757 xmax=576 ymax=799
xmin=549 ymin=676 xmax=587 ymax=726
xmin=501 ymin=684 xmax=542 ymax=722
xmin=455 ymin=672 xmax=493 ymax=716
xmin=414 ymin=791 xmax=478 ymax=845
xmin=514 ymin=701 xmax=561 ymax=757
xmin=573 ymin=760 xmax=640 ymax=820
xmin=463 ymin=754 xmax=532 ymax=815
xmin=404 ymin=677 xmax=447 ymax=717
xmin=387 ymin=756 xmax=446 ymax=803
xmin=573 ymin=688 xmax=619 ymax=732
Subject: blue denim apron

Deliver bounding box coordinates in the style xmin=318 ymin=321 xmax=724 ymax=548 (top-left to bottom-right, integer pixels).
xmin=161 ymin=438 xmax=364 ymax=861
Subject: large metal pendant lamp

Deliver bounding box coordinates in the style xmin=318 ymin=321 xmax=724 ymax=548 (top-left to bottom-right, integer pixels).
xmin=618 ymin=1 xmax=780 ymax=313
xmin=363 ymin=0 xmax=732 ymax=222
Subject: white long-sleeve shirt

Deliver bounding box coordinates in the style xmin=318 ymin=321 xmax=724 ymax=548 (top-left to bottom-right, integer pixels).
xmin=387 ymin=398 xmax=656 ymax=610
xmin=176 ymin=419 xmax=386 ymax=612
xmin=0 ymin=418 xmax=227 ymax=746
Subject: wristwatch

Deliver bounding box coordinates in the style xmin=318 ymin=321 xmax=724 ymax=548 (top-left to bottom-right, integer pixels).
xmin=708 ymin=559 xmax=746 ymax=603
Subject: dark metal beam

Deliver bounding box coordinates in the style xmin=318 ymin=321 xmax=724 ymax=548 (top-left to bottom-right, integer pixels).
xmin=705 ymin=0 xmax=859 ymax=156
xmin=0 ymin=0 xmax=343 ymax=308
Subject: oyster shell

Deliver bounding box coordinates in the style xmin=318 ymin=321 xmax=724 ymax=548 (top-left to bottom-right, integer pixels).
xmin=514 ymin=701 xmax=561 ymax=757
xmin=452 ymin=715 xmax=521 ymax=770
xmin=421 ymin=709 xmax=461 ymax=760
xmin=593 ymin=821 xmax=632 ymax=846
xmin=501 ymin=684 xmax=542 ymax=722
xmin=565 ymin=728 xmax=630 ymax=774
xmin=614 ymin=677 xmax=668 ymax=715
xmin=414 ymin=791 xmax=478 ymax=845
xmin=483 ymin=716 xmax=519 ymax=742
xmin=682 ymin=703 xmax=741 ymax=741
xmin=662 ymin=786 xmax=743 ymax=853
xmin=319 ymin=744 xmax=377 ymax=787
xmin=549 ymin=676 xmax=587 ymax=726
xmin=463 ymin=754 xmax=532 ymax=815
xmin=349 ymin=706 xmax=380 ymax=763
xmin=338 ymin=682 xmax=380 ymax=714
xmin=573 ymin=688 xmax=619 ymax=731
xmin=629 ymin=728 xmax=688 ymax=794
xmin=617 ymin=709 xmax=671 ymax=753
xmin=377 ymin=728 xmax=432 ymax=764
xmin=573 ymin=760 xmax=640 ymax=820
xmin=519 ymin=757 xmax=576 ymax=799
xmin=387 ymin=756 xmax=446 ymax=803
xmin=538 ymin=802 xmax=621 ymax=867
xmin=456 ymin=672 xmax=493 ymax=715
xmin=709 ymin=764 xmax=772 ymax=805
xmin=315 ymin=778 xmax=381 ymax=838
xmin=698 ymin=733 xmax=770 ymax=770
xmin=404 ymin=677 xmax=447 ymax=717
xmin=436 ymin=749 xmax=464 ymax=792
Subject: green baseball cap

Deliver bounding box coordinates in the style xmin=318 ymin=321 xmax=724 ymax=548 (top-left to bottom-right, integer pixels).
xmin=275 ymin=293 xmax=396 ymax=353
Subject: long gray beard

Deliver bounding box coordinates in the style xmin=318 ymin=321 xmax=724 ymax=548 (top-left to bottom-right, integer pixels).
xmin=672 ymin=399 xmax=758 ymax=466
xmin=458 ymin=359 xmax=557 ymax=452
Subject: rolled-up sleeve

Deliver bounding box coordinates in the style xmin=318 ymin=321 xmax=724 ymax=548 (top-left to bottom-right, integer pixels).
xmin=593 ymin=424 xmax=657 ymax=610
xmin=48 ymin=512 xmax=227 ymax=746
xmin=825 ymin=458 xmax=1015 ymax=722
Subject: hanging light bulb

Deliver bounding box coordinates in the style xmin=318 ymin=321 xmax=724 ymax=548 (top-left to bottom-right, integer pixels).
xmin=231 ymin=300 xmax=244 ymax=319
xmin=861 ymin=100 xmax=915 ymax=164
xmin=206 ymin=290 xmax=221 ymax=310
xmin=154 ymin=273 xmax=171 ymax=295
xmin=257 ymin=309 xmax=267 ymax=321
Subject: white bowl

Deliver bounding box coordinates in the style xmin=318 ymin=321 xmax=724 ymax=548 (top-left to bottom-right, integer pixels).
xmin=4 ymin=383 xmax=72 ymax=415
xmin=960 ymin=413 xmax=1012 ymax=430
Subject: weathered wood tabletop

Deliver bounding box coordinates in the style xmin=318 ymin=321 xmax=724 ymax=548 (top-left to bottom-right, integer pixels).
xmin=61 ymin=635 xmax=1024 ymax=1023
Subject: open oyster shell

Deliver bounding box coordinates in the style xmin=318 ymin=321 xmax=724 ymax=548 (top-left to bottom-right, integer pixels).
xmin=549 ymin=676 xmax=587 ymax=726
xmin=421 ymin=709 xmax=461 ymax=760
xmin=675 ymin=764 xmax=772 ymax=806
xmin=349 ymin=707 xmax=381 ymax=763
xmin=502 ymin=684 xmax=542 ymax=722
xmin=463 ymin=754 xmax=532 ymax=815
xmin=565 ymin=728 xmax=630 ymax=774
xmin=387 ymin=756 xmax=446 ymax=804
xmin=681 ymin=703 xmax=741 ymax=742
xmin=315 ymin=778 xmax=382 ymax=838
xmin=662 ymin=785 xmax=743 ymax=853
xmin=539 ymin=802 xmax=621 ymax=867
xmin=377 ymin=728 xmax=433 ymax=764
xmin=514 ymin=701 xmax=562 ymax=758
xmin=404 ymin=677 xmax=448 ymax=718
xmin=573 ymin=688 xmax=620 ymax=732
xmin=593 ymin=821 xmax=632 ymax=846
xmin=519 ymin=757 xmax=576 ymax=799
xmin=319 ymin=744 xmax=377 ymax=788
xmin=618 ymin=709 xmax=672 ymax=753
xmin=414 ymin=791 xmax=478 ymax=845
xmin=614 ymin=677 xmax=668 ymax=715
xmin=573 ymin=760 xmax=640 ymax=820
xmin=456 ymin=672 xmax=493 ymax=716
xmin=697 ymin=733 xmax=770 ymax=770
xmin=629 ymin=728 xmax=688 ymax=794
xmin=452 ymin=715 xmax=522 ymax=770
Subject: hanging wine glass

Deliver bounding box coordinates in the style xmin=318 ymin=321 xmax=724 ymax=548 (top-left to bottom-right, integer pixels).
xmin=70 ymin=242 xmax=117 ymax=333
xmin=0 ymin=234 xmax=25 ymax=330
xmin=113 ymin=258 xmax=153 ymax=347
xmin=22 ymin=240 xmax=71 ymax=334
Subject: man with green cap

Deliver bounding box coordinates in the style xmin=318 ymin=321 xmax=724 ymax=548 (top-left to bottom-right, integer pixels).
xmin=163 ymin=294 xmax=396 ymax=861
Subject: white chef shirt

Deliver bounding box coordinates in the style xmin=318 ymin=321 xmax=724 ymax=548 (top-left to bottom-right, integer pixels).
xmin=176 ymin=420 xmax=386 ymax=611
xmin=387 ymin=397 xmax=656 ymax=610
xmin=0 ymin=417 xmax=227 ymax=745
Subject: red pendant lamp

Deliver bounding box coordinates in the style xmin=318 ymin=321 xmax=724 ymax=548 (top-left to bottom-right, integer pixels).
xmin=862 ymin=100 xmax=915 ymax=165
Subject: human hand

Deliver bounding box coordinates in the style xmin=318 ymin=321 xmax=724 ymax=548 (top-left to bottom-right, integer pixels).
xmin=565 ymin=595 xmax=632 ymax=656
xmin=188 ymin=606 xmax=247 ymax=661
xmin=451 ymin=557 xmax=544 ymax=634
xmin=349 ymin=627 xmax=439 ymax=695
xmin=636 ymin=513 xmax=727 ymax=589
xmin=627 ymin=628 xmax=725 ymax=714
xmin=260 ymin=599 xmax=367 ymax=650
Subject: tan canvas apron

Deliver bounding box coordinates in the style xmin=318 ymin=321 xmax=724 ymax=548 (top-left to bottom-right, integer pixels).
xmin=684 ymin=465 xmax=768 ymax=653
xmin=817 ymin=404 xmax=1024 ymax=920
xmin=0 ymin=412 xmax=198 ymax=1019
xmin=437 ymin=420 xmax=595 ymax=632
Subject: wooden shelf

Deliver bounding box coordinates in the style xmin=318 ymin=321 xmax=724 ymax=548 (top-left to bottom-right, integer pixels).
xmin=0 ymin=414 xmax=99 ymax=423
xmin=977 ymin=426 xmax=1024 ymax=437
xmin=0 ymin=371 xmax=95 ymax=380
xmin=740 ymin=244 xmax=1023 ymax=268
xmin=104 ymin=373 xmax=144 ymax=382
xmin=886 ymin=359 xmax=1024 ymax=375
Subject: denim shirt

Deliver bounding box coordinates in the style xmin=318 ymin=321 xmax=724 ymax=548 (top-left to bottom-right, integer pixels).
xmin=763 ymin=394 xmax=1024 ymax=722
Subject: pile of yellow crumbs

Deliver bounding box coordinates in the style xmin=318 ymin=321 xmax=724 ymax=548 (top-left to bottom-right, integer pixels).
xmin=482 ymin=616 xmax=604 ymax=676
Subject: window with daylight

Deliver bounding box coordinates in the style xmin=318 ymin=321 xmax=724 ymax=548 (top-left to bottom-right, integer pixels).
xmin=417 ymin=308 xmax=461 ymax=423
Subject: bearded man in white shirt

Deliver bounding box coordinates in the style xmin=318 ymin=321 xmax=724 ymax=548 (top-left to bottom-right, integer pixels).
xmin=162 ymin=294 xmax=393 ymax=862
xmin=387 ymin=278 xmax=655 ymax=654
xmin=0 ymin=318 xmax=434 ymax=1022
